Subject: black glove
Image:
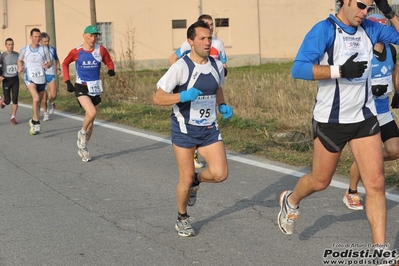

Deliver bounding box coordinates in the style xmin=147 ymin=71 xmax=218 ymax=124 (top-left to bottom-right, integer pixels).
xmin=224 ymin=67 xmax=228 ymax=77
xmin=340 ymin=53 xmax=367 ymax=78
xmin=108 ymin=70 xmax=115 ymax=76
xmin=372 ymin=84 xmax=388 ymax=96
xmin=391 ymin=93 xmax=399 ymax=108
xmin=375 ymin=0 xmax=391 ymax=14
xmin=66 ymin=80 xmax=75 ymax=93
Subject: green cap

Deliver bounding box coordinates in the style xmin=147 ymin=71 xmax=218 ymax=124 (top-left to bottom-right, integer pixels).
xmin=84 ymin=25 xmax=101 ymax=35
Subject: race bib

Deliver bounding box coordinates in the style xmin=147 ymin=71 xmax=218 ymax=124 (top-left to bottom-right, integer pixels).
xmin=29 ymin=67 xmax=44 ymax=78
xmin=87 ymin=80 xmax=103 ymax=94
xmin=6 ymin=64 xmax=17 ymax=75
xmin=189 ymin=95 xmax=217 ymax=126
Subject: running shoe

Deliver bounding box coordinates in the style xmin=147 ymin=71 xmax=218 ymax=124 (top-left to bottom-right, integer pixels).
xmin=194 ymin=151 xmax=204 ymax=168
xmin=175 ymin=217 xmax=195 ymax=237
xmin=10 ymin=118 xmax=17 ymax=125
xmin=29 ymin=119 xmax=36 ymax=135
xmin=78 ymin=148 xmax=91 ymax=162
xmin=43 ymin=112 xmax=49 ymax=121
xmin=0 ymin=98 xmax=5 ymax=109
xmin=277 ymin=190 xmax=299 ymax=235
xmin=77 ymin=130 xmax=87 ymax=149
xmin=343 ymin=192 xmax=364 ymax=210
xmin=188 ymin=185 xmax=199 ymax=206
xmin=47 ymin=101 xmax=55 ymax=115
xmin=34 ymin=124 xmax=41 ymax=134
xmin=188 ymin=173 xmax=199 ymax=206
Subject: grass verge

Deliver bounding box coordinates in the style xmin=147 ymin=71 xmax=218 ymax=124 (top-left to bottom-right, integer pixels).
xmin=17 ymin=62 xmax=399 ymax=187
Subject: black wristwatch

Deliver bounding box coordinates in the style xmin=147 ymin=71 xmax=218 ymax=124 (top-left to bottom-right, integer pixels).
xmin=384 ymin=8 xmax=396 ymax=19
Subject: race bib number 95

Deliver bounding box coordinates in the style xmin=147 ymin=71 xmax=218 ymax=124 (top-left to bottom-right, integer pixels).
xmin=189 ymin=95 xmax=217 ymax=126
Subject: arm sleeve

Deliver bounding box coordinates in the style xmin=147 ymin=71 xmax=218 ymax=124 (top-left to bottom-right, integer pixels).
xmin=364 ymin=20 xmax=399 ymax=47
xmin=291 ymin=20 xmax=335 ymax=81
xmin=175 ymin=40 xmax=191 ymax=59
xmin=18 ymin=47 xmax=25 ymax=61
xmin=100 ymin=46 xmax=114 ymax=71
xmin=52 ymin=47 xmax=59 ymax=61
xmin=156 ymin=61 xmax=187 ymax=93
xmin=218 ymin=40 xmax=227 ymax=64
xmin=43 ymin=46 xmax=51 ymax=63
xmin=62 ymin=49 xmax=77 ymax=82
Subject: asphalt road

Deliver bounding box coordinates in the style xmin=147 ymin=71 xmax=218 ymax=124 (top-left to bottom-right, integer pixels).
xmin=0 ymin=104 xmax=398 ymax=266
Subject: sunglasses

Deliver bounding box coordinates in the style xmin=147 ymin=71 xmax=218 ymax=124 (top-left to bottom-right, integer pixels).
xmin=356 ymin=0 xmax=375 ymax=12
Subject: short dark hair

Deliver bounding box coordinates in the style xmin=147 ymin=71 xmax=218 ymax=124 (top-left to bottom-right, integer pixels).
xmin=30 ymin=28 xmax=41 ymax=36
xmin=197 ymin=14 xmax=213 ymax=21
xmin=337 ymin=0 xmax=344 ymax=8
xmin=40 ymin=32 xmax=50 ymax=40
xmin=5 ymin=38 xmax=13 ymax=44
xmin=187 ymin=20 xmax=210 ymax=40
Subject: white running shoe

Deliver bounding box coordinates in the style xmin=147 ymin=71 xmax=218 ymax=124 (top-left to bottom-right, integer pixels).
xmin=78 ymin=148 xmax=91 ymax=162
xmin=277 ymin=190 xmax=299 ymax=235
xmin=343 ymin=192 xmax=364 ymax=210
xmin=77 ymin=130 xmax=87 ymax=149
xmin=47 ymin=101 xmax=55 ymax=115
xmin=34 ymin=124 xmax=41 ymax=134
xmin=175 ymin=217 xmax=195 ymax=237
xmin=43 ymin=112 xmax=50 ymax=121
xmin=193 ymin=151 xmax=204 ymax=168
xmin=188 ymin=185 xmax=199 ymax=206
xmin=29 ymin=119 xmax=36 ymax=135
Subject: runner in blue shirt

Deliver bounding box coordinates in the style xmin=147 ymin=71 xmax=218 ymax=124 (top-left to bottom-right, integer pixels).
xmin=39 ymin=32 xmax=61 ymax=121
xmin=154 ymin=20 xmax=233 ymax=237
xmin=343 ymin=14 xmax=399 ymax=213
xmin=278 ymin=0 xmax=399 ymax=259
xmin=62 ymin=25 xmax=115 ymax=162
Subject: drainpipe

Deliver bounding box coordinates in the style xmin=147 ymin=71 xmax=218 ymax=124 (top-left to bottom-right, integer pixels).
xmin=2 ymin=0 xmax=7 ymax=29
xmin=257 ymin=0 xmax=261 ymax=64
xmin=198 ymin=0 xmax=202 ymax=16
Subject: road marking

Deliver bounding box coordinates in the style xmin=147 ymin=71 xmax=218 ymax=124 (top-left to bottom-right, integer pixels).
xmin=21 ymin=103 xmax=399 ymax=203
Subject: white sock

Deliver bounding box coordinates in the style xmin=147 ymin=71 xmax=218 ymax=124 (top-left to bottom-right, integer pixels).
xmin=287 ymin=197 xmax=298 ymax=210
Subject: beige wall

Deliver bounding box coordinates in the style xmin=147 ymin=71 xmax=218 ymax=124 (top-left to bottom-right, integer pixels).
xmin=0 ymin=0 xmax=334 ymax=70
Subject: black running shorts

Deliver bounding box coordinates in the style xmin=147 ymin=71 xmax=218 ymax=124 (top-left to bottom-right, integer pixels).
xmin=312 ymin=116 xmax=380 ymax=153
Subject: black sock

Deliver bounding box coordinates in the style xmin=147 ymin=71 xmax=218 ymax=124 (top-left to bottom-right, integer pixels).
xmin=193 ymin=173 xmax=200 ymax=186
xmin=348 ymin=188 xmax=358 ymax=194
xmin=178 ymin=212 xmax=188 ymax=220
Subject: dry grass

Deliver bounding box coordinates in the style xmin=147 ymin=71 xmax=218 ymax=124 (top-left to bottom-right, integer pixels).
xmin=20 ymin=60 xmax=399 ymax=187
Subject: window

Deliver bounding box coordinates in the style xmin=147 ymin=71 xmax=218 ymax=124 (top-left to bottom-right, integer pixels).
xmin=172 ymin=20 xmax=186 ymax=29
xmin=214 ymin=18 xmax=231 ymax=46
xmin=215 ymin=18 xmax=229 ymax=27
xmin=97 ymin=22 xmax=113 ymax=52
xmin=172 ymin=19 xmax=187 ymax=49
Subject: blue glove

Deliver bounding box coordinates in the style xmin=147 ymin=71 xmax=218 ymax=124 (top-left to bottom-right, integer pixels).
xmin=218 ymin=103 xmax=233 ymax=119
xmin=180 ymin=87 xmax=203 ymax=103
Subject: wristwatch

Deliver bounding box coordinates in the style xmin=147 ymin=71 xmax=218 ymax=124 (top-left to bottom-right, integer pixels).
xmin=385 ymin=7 xmax=396 ymax=19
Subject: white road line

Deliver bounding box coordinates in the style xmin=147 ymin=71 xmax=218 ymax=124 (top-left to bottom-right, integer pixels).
xmin=20 ymin=103 xmax=399 ymax=202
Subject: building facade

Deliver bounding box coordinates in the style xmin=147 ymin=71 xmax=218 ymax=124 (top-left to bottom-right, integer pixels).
xmin=0 ymin=0 xmax=335 ymax=69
